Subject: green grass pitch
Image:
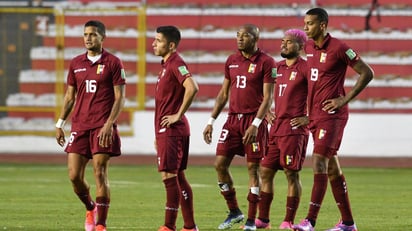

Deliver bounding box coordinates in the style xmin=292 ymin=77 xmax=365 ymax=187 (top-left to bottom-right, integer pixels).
xmin=0 ymin=163 xmax=411 ymax=230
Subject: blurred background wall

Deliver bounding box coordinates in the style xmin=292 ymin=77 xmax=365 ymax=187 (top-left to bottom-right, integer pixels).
xmin=0 ymin=0 xmax=411 ymax=156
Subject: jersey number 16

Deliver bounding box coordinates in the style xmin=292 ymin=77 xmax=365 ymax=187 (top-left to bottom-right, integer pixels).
xmin=85 ymin=80 xmax=97 ymax=93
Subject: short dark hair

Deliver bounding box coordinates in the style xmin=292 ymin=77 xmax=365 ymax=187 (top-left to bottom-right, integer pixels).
xmin=306 ymin=7 xmax=329 ymax=25
xmin=85 ymin=20 xmax=106 ymax=37
xmin=156 ymin=25 xmax=181 ymax=47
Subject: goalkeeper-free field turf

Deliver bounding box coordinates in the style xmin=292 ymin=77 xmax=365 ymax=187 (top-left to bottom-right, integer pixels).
xmin=0 ymin=163 xmax=410 ymax=230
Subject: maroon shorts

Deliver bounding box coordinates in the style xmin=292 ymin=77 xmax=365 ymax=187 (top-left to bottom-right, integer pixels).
xmin=216 ymin=113 xmax=268 ymax=163
xmin=156 ymin=136 xmax=189 ymax=173
xmin=310 ymin=118 xmax=347 ymax=158
xmin=64 ymin=127 xmax=121 ymax=159
xmin=261 ymin=134 xmax=308 ymax=171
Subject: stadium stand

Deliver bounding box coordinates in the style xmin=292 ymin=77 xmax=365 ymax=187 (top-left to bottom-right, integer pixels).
xmin=2 ymin=0 xmax=412 ymax=133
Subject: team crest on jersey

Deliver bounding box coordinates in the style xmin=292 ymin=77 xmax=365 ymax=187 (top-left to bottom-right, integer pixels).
xmin=320 ymin=52 xmax=327 ymax=63
xmin=345 ymin=49 xmax=357 ymax=60
xmin=271 ymin=68 xmax=277 ymax=78
xmin=248 ymin=63 xmax=257 ymax=73
xmin=289 ymin=71 xmax=297 ymax=80
xmin=178 ymin=65 xmax=189 ymax=75
xmin=96 ymin=64 xmax=105 ymax=74
xmin=160 ymin=68 xmax=166 ymax=78
xmin=318 ymin=129 xmax=327 ymax=140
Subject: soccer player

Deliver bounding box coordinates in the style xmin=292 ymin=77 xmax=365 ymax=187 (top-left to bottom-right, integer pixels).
xmin=55 ymin=20 xmax=126 ymax=231
xmin=152 ymin=25 xmax=200 ymax=231
xmin=256 ymin=29 xmax=309 ymax=230
xmin=293 ymin=8 xmax=374 ymax=231
xmin=202 ymin=24 xmax=276 ymax=231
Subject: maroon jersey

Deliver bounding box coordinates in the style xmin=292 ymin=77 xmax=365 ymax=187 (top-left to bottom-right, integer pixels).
xmin=67 ymin=49 xmax=126 ymax=131
xmin=154 ymin=52 xmax=192 ymax=137
xmin=271 ymin=57 xmax=309 ymax=136
xmin=305 ymin=33 xmax=360 ymax=120
xmin=225 ymin=49 xmax=276 ymax=114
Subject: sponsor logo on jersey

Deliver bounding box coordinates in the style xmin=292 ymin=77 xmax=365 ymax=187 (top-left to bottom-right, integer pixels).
xmin=96 ymin=64 xmax=105 ymax=74
xmin=320 ymin=52 xmax=327 ymax=63
xmin=74 ymin=68 xmax=86 ymax=73
xmin=229 ymin=64 xmax=239 ymax=68
xmin=159 ymin=128 xmax=166 ymax=133
xmin=178 ymin=65 xmax=189 ymax=75
xmin=289 ymin=71 xmax=297 ymax=80
xmin=345 ymin=48 xmax=357 ymax=60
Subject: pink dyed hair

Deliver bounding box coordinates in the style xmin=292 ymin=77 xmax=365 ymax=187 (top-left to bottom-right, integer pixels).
xmin=284 ymin=29 xmax=307 ymax=45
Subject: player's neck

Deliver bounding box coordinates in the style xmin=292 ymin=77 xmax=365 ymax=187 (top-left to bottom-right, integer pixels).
xmin=241 ymin=47 xmax=258 ymax=59
xmin=162 ymin=51 xmax=175 ymax=62
xmin=87 ymin=48 xmax=103 ymax=57
xmin=313 ymin=33 xmax=327 ymax=47
xmin=286 ymin=57 xmax=298 ymax=66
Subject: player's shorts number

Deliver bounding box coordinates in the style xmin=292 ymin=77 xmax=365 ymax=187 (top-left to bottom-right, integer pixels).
xmin=68 ymin=132 xmax=77 ymax=145
xmin=218 ymin=129 xmax=229 ymax=142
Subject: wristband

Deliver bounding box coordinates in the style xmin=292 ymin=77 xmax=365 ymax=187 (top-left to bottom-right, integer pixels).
xmin=251 ymin=118 xmax=262 ymax=127
xmin=207 ymin=117 xmax=216 ymax=126
xmin=55 ymin=119 xmax=66 ymax=128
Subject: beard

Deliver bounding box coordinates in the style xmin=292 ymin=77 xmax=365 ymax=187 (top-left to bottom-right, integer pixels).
xmin=87 ymin=46 xmax=101 ymax=53
xmin=280 ymin=50 xmax=299 ymax=59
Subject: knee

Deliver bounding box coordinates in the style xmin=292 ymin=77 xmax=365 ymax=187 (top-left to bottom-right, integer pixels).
xmin=285 ymin=171 xmax=302 ymax=191
xmin=68 ymin=170 xmax=82 ymax=184
xmin=260 ymin=167 xmax=273 ymax=182
xmin=93 ymin=166 xmax=106 ymax=179
xmin=312 ymin=154 xmax=329 ymax=173
xmin=327 ymin=166 xmax=342 ymax=180
xmin=214 ymin=161 xmax=228 ymax=174
xmin=284 ymin=170 xmax=299 ymax=182
xmin=247 ymin=162 xmax=260 ymax=177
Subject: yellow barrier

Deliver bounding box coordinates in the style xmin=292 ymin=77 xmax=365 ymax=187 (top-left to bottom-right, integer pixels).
xmin=0 ymin=5 xmax=146 ymax=136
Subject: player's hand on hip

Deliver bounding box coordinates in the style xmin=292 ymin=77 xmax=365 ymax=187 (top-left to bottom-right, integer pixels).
xmin=161 ymin=114 xmax=180 ymax=128
xmin=290 ymin=116 xmax=309 ymax=128
xmin=322 ymin=96 xmax=345 ymax=113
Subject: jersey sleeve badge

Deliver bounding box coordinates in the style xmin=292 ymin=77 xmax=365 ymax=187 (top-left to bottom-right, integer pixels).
xmin=272 ymin=68 xmax=277 ymax=78
xmin=121 ymin=68 xmax=126 ymax=79
xmin=345 ymin=49 xmax=357 ymax=60
xmin=178 ymin=65 xmax=190 ymax=76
